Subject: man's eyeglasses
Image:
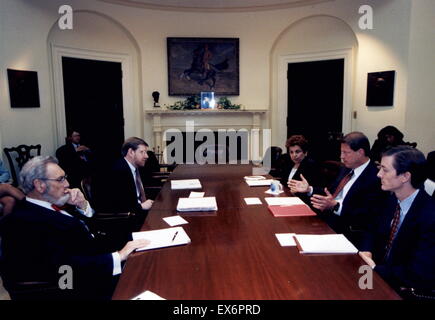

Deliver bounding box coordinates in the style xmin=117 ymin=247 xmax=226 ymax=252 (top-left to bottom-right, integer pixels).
xmin=39 ymin=175 xmax=68 ymax=183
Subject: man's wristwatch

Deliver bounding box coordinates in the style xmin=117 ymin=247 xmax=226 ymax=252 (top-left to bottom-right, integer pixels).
xmin=333 ymin=202 xmax=340 ymax=212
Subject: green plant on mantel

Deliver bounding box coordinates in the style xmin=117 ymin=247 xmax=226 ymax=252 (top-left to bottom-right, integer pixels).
xmin=165 ymin=95 xmax=241 ymax=110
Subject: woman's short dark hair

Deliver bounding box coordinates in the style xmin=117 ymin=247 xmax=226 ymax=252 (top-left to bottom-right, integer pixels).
xmin=383 ymin=146 xmax=427 ymax=189
xmin=121 ymin=137 xmax=149 ymax=157
xmin=341 ymin=132 xmax=370 ymax=156
xmin=285 ymin=135 xmax=309 ymax=153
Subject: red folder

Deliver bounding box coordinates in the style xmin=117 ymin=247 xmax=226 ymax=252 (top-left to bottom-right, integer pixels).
xmin=268 ymin=204 xmax=316 ymax=217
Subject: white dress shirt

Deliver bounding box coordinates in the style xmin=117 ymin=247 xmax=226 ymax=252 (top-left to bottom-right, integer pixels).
xmin=287 ymin=167 xmax=298 ymax=181
xmin=333 ymin=159 xmax=371 ymax=216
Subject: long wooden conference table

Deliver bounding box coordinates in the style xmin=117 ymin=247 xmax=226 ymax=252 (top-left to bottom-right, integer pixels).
xmin=112 ymin=164 xmax=400 ymax=300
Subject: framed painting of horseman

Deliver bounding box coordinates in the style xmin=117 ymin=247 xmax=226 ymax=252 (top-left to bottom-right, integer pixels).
xmin=167 ymin=37 xmax=239 ymax=96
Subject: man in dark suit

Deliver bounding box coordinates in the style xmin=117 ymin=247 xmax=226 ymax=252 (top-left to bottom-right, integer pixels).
xmin=0 ymin=156 xmax=148 ymax=300
xmin=289 ymin=132 xmax=387 ymax=247
xmin=359 ymin=146 xmax=435 ymax=295
xmin=56 ymin=130 xmax=92 ymax=188
xmin=96 ymin=137 xmax=153 ymax=226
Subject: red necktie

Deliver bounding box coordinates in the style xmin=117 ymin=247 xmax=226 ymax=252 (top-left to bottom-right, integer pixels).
xmin=384 ymin=203 xmax=401 ymax=261
xmin=51 ymin=204 xmax=63 ymax=212
xmin=332 ymin=170 xmax=354 ymax=198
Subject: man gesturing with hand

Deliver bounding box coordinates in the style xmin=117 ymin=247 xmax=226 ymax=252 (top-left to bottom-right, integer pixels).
xmin=288 ymin=132 xmax=386 ymax=248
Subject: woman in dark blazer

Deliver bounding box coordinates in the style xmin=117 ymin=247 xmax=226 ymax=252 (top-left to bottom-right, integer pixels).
xmin=278 ymin=135 xmax=319 ymax=188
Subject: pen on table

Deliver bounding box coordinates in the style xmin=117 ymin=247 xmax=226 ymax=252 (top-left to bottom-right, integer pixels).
xmin=171 ymin=231 xmax=179 ymax=242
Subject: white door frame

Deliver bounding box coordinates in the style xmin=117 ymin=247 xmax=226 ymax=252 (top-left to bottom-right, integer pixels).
xmin=277 ymin=48 xmax=353 ymax=148
xmin=50 ymin=45 xmax=134 ymax=147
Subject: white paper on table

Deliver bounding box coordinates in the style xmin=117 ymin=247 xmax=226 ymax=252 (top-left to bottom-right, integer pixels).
xmin=132 ymin=226 xmax=191 ymax=251
xmin=244 ymin=197 xmax=263 ymax=205
xmin=294 ymin=234 xmax=358 ymax=254
xmin=275 ymin=233 xmax=297 ymax=246
xmin=171 ymin=179 xmax=202 ymax=190
xmin=264 ymin=197 xmax=305 ymax=206
xmin=264 ymin=189 xmax=284 ymax=195
xmin=177 ymin=197 xmax=218 ymax=211
xmin=244 ymin=176 xmax=266 ymax=181
xmin=163 ymin=215 xmax=189 ymax=226
xmin=189 ymin=191 xmax=205 ymax=198
xmin=131 ymin=290 xmax=166 ymax=300
xmin=245 ymin=179 xmax=273 ymax=187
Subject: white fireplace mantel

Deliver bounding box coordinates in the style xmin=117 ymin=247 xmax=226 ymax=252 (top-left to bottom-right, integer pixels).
xmin=145 ymin=108 xmax=268 ymax=150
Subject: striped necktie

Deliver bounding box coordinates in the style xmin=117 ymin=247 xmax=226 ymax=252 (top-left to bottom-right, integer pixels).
xmin=384 ymin=203 xmax=401 ymax=261
xmin=332 ymin=170 xmax=354 ymax=198
xmin=135 ymin=169 xmax=147 ymax=203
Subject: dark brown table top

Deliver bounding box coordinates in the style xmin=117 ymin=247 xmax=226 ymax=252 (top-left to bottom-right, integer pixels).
xmin=112 ymin=164 xmax=400 ymax=300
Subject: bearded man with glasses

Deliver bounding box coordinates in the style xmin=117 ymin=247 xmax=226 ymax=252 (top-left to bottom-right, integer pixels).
xmin=0 ymin=156 xmax=149 ymax=300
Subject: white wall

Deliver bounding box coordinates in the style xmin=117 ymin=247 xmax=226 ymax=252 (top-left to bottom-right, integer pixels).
xmin=0 ymin=0 xmax=59 ymax=162
xmin=0 ymin=0 xmax=433 ymax=171
xmin=405 ymin=0 xmax=435 ymax=155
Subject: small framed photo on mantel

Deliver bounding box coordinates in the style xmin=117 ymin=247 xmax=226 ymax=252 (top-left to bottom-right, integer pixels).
xmin=201 ymin=92 xmax=215 ymax=109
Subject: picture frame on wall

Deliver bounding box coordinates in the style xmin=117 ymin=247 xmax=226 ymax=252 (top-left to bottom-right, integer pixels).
xmin=167 ymin=37 xmax=239 ymax=96
xmin=366 ymin=70 xmax=395 ymax=106
xmin=7 ymin=69 xmax=40 ymax=108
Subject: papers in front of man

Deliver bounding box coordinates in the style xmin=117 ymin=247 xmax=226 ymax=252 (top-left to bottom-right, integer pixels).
xmin=189 ymin=191 xmax=205 ymax=198
xmin=176 ymin=196 xmax=218 ymax=212
xmin=132 ymin=226 xmax=191 ymax=251
xmin=245 ymin=179 xmax=273 ymax=187
xmin=171 ymin=179 xmax=202 ymax=190
xmin=163 ymin=215 xmax=189 ymax=226
xmin=131 ymin=290 xmax=166 ymax=300
xmin=244 ymin=175 xmax=266 ymax=181
xmin=275 ymin=233 xmax=297 ymax=246
xmin=293 ymin=234 xmax=358 ymax=254
xmin=244 ymin=197 xmax=262 ymax=205
xmin=264 ymin=197 xmax=305 ymax=206
xmin=265 ymin=197 xmax=315 ymax=217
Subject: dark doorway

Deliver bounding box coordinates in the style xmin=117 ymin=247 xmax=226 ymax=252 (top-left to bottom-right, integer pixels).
xmin=62 ymin=57 xmax=124 ymax=167
xmin=287 ymin=59 xmax=344 ymax=161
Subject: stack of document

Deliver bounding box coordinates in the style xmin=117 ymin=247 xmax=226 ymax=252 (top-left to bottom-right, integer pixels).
xmin=265 ymin=197 xmax=315 ymax=217
xmin=176 ymin=196 xmax=218 ymax=212
xmin=293 ymin=234 xmax=358 ymax=254
xmin=132 ymin=226 xmax=191 ymax=251
xmin=171 ymin=179 xmax=202 ymax=190
xmin=264 ymin=197 xmax=305 ymax=206
xmin=245 ymin=179 xmax=273 ymax=187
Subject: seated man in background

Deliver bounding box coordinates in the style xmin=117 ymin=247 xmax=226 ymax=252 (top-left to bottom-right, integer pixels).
xmin=0 ymin=156 xmax=148 ymax=300
xmin=94 ymin=137 xmax=154 ymax=229
xmin=0 ymin=183 xmax=25 ymax=216
xmin=56 ymin=129 xmax=92 ymax=188
xmin=289 ymin=132 xmax=387 ymax=248
xmin=359 ymin=146 xmax=435 ymax=297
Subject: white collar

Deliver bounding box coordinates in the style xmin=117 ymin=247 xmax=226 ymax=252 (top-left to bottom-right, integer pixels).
xmin=352 ymin=159 xmax=371 ymax=178
xmin=26 ymin=197 xmax=73 ymax=218
xmin=124 ymin=157 xmax=137 ymax=176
